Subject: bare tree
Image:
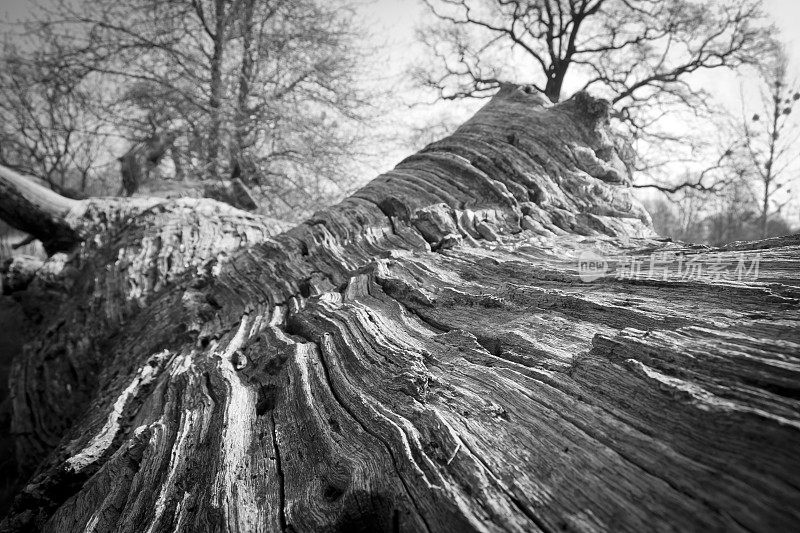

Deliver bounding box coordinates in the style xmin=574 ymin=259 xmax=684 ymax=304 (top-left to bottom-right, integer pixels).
xmin=415 ymin=0 xmax=771 ymax=181
xmin=739 ymin=49 xmax=799 ymax=239
xmin=0 ymin=42 xmax=105 ymax=197
xmin=24 ymin=0 xmax=377 ymax=220
xmin=418 ymin=0 xmax=767 ymax=105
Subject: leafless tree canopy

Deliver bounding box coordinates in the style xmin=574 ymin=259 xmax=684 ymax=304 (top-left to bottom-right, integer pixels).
xmin=0 ymin=41 xmax=101 ymax=197
xmin=739 ymin=50 xmax=800 ymax=238
xmin=1 ymin=0 xmax=379 ymax=220
xmin=643 ymin=46 xmax=800 ymax=244
xmin=416 ymin=0 xmax=770 ymax=151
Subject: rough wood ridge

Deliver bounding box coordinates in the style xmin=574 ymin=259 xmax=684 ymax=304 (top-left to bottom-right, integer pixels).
xmin=0 ymin=84 xmax=798 ymax=532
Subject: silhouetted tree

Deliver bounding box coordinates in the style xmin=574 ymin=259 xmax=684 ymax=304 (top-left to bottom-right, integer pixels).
xmin=416 ymin=0 xmax=772 ymax=188
xmin=739 ymin=48 xmax=799 ymax=238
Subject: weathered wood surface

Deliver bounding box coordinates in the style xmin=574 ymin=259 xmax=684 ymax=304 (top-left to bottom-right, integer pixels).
xmin=0 ymin=85 xmax=798 ymax=532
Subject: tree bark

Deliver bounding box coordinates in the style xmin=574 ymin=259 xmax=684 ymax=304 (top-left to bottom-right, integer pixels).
xmin=0 ymin=85 xmax=798 ymax=533
xmin=234 ymin=0 xmax=256 ymax=157
xmin=0 ymin=166 xmax=80 ymax=254
xmin=207 ymin=0 xmax=228 ymax=179
xmin=118 ymin=132 xmax=175 ymax=197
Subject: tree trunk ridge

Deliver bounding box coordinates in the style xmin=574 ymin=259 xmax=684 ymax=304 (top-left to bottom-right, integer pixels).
xmin=0 ymin=85 xmax=798 ymax=532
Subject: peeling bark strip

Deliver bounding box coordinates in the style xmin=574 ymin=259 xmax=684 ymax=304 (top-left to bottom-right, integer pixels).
xmin=1 ymin=85 xmax=799 ymax=532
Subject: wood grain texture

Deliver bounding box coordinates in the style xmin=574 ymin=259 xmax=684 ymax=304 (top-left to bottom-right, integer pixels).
xmin=0 ymin=85 xmax=798 ymax=532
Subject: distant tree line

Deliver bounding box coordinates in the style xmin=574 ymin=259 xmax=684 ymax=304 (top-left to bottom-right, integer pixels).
xmin=643 ymin=48 xmax=799 ymax=244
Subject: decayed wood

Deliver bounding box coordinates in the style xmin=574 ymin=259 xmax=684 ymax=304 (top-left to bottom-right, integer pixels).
xmin=0 ymin=85 xmax=798 ymax=532
xmin=0 ymin=167 xmax=81 ymax=254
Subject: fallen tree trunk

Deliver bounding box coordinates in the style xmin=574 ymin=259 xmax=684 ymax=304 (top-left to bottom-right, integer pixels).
xmin=0 ymin=85 xmax=798 ymax=532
